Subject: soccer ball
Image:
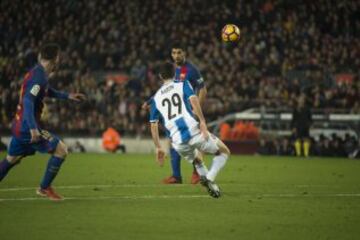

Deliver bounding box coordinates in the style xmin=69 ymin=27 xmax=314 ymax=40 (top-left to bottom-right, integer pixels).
xmin=221 ymin=24 xmax=241 ymax=42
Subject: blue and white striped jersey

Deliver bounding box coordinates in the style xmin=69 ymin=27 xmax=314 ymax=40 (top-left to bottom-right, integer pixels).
xmin=149 ymin=80 xmax=200 ymax=144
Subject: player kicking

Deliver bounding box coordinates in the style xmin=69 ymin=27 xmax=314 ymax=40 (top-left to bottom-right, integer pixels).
xmin=143 ymin=42 xmax=207 ymax=184
xmin=0 ymin=43 xmax=86 ymax=201
xmin=149 ymin=62 xmax=230 ymax=198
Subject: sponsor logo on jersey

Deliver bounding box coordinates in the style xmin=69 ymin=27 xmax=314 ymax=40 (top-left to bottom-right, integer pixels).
xmin=30 ymin=84 xmax=41 ymax=96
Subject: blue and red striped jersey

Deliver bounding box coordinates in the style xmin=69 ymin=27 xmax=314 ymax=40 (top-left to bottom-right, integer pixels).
xmin=174 ymin=61 xmax=204 ymax=93
xmin=11 ymin=64 xmax=69 ymax=140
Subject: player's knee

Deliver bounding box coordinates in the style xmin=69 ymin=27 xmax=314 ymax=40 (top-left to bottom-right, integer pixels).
xmin=6 ymin=155 xmax=23 ymax=164
xmin=217 ymin=142 xmax=231 ymax=156
xmin=55 ymin=141 xmax=68 ymax=158
xmin=60 ymin=142 xmax=69 ymax=157
xmin=214 ymin=138 xmax=231 ymax=157
xmin=222 ymin=146 xmax=231 ymax=156
xmin=195 ymin=151 xmax=204 ymax=160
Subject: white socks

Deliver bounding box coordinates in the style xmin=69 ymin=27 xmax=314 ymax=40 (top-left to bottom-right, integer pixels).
xmin=206 ymin=153 xmax=228 ymax=182
xmin=194 ymin=162 xmax=208 ymax=176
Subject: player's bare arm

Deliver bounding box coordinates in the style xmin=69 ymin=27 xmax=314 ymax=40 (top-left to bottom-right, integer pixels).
xmin=68 ymin=93 xmax=87 ymax=102
xmin=189 ymin=95 xmax=209 ymax=140
xmin=150 ymin=122 xmax=166 ymax=166
xmin=47 ymin=87 xmax=86 ymax=102
xmin=197 ymin=86 xmax=207 ymax=107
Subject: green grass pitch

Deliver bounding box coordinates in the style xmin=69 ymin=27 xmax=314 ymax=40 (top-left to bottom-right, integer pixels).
xmin=0 ymin=153 xmax=360 ymax=240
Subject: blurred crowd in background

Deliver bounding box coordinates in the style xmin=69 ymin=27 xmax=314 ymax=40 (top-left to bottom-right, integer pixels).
xmin=257 ymin=134 xmax=360 ymax=158
xmin=0 ymin=0 xmax=359 ymax=155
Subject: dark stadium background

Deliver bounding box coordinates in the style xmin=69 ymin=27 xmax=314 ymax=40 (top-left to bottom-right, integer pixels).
xmin=0 ymin=0 xmax=359 ymax=157
xmin=1 ymin=1 xmax=360 ymax=240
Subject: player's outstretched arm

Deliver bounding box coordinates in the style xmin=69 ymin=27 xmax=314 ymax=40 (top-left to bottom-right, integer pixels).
xmin=68 ymin=93 xmax=87 ymax=102
xmin=47 ymin=87 xmax=69 ymax=100
xmin=189 ymin=96 xmax=209 ymax=140
xmin=150 ymin=122 xmax=165 ymax=166
xmin=48 ymin=87 xmax=86 ymax=102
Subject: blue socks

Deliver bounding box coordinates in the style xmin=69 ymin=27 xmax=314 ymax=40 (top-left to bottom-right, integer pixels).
xmin=40 ymin=156 xmax=64 ymax=189
xmin=170 ymin=148 xmax=181 ymax=179
xmin=0 ymin=156 xmax=64 ymax=187
xmin=0 ymin=158 xmax=17 ymax=181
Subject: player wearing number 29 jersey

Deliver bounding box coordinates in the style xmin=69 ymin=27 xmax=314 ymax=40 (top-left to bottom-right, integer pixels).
xmin=143 ymin=43 xmax=207 ymax=184
xmin=149 ymin=80 xmax=199 ymax=145
xmin=166 ymin=42 xmax=207 ymax=184
xmin=149 ymin=62 xmax=231 ymax=198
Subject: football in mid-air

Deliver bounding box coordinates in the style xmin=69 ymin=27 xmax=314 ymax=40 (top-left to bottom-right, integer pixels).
xmin=221 ymin=24 xmax=241 ymax=42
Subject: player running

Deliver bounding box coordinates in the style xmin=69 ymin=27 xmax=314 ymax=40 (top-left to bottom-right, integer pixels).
xmin=149 ymin=62 xmax=230 ymax=198
xmin=0 ymin=43 xmax=86 ymax=201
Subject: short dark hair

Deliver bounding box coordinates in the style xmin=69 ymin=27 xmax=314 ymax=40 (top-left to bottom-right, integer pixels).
xmin=157 ymin=62 xmax=174 ymax=80
xmin=171 ymin=41 xmax=186 ymax=51
xmin=40 ymin=43 xmax=60 ymax=60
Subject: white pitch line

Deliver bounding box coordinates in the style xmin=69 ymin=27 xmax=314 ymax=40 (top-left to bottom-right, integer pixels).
xmin=260 ymin=193 xmax=360 ymax=197
xmin=0 ymin=183 xmax=344 ymax=192
xmin=0 ymin=184 xmax=190 ymax=192
xmin=0 ymin=195 xmax=208 ymax=202
xmin=1 ymin=193 xmax=360 ymax=202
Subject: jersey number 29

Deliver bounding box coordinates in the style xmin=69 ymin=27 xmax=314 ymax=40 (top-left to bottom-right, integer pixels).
xmin=162 ymin=93 xmax=182 ymax=120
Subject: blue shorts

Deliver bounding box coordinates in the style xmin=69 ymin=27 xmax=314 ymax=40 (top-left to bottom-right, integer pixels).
xmin=8 ymin=130 xmax=60 ymax=157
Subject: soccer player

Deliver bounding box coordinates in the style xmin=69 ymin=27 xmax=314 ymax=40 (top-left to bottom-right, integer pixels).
xmin=167 ymin=42 xmax=207 ymax=184
xmin=143 ymin=42 xmax=207 ymax=184
xmin=0 ymin=43 xmax=86 ymax=201
xmin=149 ymin=62 xmax=230 ymax=198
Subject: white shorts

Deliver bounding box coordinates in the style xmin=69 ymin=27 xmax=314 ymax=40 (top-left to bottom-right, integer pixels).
xmin=172 ymin=133 xmax=220 ymax=163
